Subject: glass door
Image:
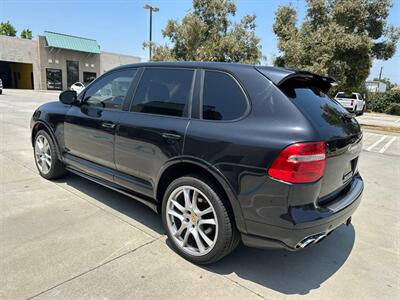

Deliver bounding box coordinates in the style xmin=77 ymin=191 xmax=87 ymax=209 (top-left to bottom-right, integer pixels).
xmin=66 ymin=60 xmax=79 ymax=89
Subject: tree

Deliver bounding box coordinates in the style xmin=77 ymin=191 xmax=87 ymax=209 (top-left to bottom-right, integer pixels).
xmin=0 ymin=21 xmax=17 ymax=36
xmin=20 ymin=29 xmax=32 ymax=39
xmin=273 ymin=0 xmax=399 ymax=92
xmin=147 ymin=0 xmax=262 ymax=64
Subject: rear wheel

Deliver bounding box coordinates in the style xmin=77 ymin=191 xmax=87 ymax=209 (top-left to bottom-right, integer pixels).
xmin=162 ymin=175 xmax=239 ymax=264
xmin=34 ymin=130 xmax=66 ymax=179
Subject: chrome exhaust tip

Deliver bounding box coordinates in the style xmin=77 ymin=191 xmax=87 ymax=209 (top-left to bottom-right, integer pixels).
xmin=314 ymin=234 xmax=326 ymax=244
xmin=296 ymin=233 xmax=327 ymax=249
xmin=297 ymin=237 xmax=316 ymax=248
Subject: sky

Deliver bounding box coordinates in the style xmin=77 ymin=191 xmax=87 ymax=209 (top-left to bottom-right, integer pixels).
xmin=1 ymin=0 xmax=399 ymax=82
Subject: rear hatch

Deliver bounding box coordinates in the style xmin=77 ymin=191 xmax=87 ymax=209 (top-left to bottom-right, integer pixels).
xmin=257 ymin=67 xmax=362 ymax=200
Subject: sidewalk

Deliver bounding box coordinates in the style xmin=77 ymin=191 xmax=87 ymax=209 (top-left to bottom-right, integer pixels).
xmin=357 ymin=112 xmax=400 ymax=132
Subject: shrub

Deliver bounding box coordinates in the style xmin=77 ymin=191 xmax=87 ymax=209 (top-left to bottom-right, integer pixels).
xmin=385 ymin=103 xmax=400 ymax=116
xmin=367 ymin=90 xmax=400 ymax=113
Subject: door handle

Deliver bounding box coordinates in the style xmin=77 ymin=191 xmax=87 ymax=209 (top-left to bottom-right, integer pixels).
xmin=162 ymin=132 xmax=182 ymax=140
xmin=102 ymin=122 xmax=116 ymax=129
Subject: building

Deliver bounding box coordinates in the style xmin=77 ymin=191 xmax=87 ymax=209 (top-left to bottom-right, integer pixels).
xmin=0 ymin=31 xmax=141 ymax=90
xmin=365 ymin=81 xmax=387 ymax=93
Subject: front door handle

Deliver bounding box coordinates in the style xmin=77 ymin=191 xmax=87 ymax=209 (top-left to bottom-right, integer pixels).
xmin=102 ymin=122 xmax=116 ymax=129
xmin=162 ymin=132 xmax=182 ymax=140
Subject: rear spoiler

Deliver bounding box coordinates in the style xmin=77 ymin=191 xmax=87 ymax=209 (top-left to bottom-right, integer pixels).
xmin=256 ymin=66 xmax=336 ymax=94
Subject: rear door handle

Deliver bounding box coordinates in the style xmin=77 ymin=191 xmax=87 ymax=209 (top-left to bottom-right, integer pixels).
xmin=162 ymin=132 xmax=182 ymax=140
xmin=102 ymin=122 xmax=116 ymax=129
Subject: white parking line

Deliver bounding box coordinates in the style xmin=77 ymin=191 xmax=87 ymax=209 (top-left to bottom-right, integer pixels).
xmin=378 ymin=137 xmax=397 ymax=153
xmin=366 ymin=135 xmax=387 ymax=151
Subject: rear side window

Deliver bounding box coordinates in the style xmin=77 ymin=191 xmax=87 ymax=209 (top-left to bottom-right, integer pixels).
xmin=131 ymin=68 xmax=194 ymax=117
xmin=202 ymin=71 xmax=247 ymax=121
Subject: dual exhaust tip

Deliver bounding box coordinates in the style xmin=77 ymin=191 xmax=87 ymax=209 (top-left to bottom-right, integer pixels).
xmin=296 ymin=232 xmax=329 ymax=249
xmin=296 ymin=217 xmax=352 ymax=249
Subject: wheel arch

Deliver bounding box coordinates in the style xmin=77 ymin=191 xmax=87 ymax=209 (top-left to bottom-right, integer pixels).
xmin=155 ymin=157 xmax=247 ymax=233
xmin=31 ymin=121 xmax=62 ymax=160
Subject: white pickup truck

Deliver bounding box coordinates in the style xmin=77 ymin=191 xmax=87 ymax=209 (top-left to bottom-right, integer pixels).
xmin=334 ymin=92 xmax=365 ymax=115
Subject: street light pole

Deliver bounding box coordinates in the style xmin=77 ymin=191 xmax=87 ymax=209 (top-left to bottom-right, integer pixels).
xmin=144 ymin=4 xmax=159 ymax=61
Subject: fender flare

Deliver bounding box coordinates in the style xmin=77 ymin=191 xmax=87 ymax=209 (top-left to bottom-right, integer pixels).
xmin=155 ymin=156 xmax=248 ymax=233
xmin=31 ymin=120 xmax=62 ymax=160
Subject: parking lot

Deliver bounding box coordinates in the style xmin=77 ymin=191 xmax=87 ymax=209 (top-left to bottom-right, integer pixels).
xmin=1 ymin=89 xmax=399 ymax=299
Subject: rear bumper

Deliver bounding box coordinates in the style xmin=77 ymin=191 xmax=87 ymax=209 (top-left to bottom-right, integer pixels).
xmin=241 ymin=175 xmax=363 ymax=250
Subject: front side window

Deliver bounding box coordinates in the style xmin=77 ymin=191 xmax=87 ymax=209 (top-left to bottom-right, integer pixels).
xmin=131 ymin=68 xmax=194 ymax=117
xmin=202 ymin=71 xmax=247 ymax=121
xmin=83 ymin=69 xmax=136 ymax=110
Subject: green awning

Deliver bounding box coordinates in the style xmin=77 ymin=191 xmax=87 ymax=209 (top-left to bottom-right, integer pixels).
xmin=44 ymin=31 xmax=100 ymax=54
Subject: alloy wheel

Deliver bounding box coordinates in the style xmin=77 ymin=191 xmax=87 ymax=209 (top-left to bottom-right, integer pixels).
xmin=35 ymin=135 xmax=52 ymax=174
xmin=166 ymin=186 xmax=218 ymax=256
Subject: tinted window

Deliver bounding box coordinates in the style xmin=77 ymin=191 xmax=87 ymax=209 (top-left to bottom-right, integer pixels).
xmin=202 ymin=71 xmax=247 ymax=121
xmin=131 ymin=68 xmax=194 ymax=117
xmin=83 ymin=69 xmax=136 ymax=110
xmin=281 ymin=79 xmax=350 ymax=127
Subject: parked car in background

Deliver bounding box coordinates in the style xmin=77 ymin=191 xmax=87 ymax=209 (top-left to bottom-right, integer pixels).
xmin=30 ymin=62 xmax=363 ymax=264
xmin=335 ymin=92 xmax=365 ymax=115
xmin=70 ymin=82 xmax=85 ymax=94
xmin=0 ymin=78 xmax=3 ymax=94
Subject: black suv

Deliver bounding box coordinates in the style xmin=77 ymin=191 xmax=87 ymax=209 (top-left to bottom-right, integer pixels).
xmin=31 ymin=62 xmax=363 ymax=264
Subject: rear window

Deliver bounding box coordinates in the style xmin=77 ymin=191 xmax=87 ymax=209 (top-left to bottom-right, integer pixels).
xmin=336 ymin=93 xmax=356 ymax=99
xmin=280 ymin=79 xmax=350 ymax=127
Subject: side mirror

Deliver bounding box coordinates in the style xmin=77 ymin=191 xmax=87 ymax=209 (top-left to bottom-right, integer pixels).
xmin=59 ymin=90 xmax=77 ymax=105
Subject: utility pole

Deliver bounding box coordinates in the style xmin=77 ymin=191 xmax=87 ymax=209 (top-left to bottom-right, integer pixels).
xmin=144 ymin=4 xmax=159 ymax=61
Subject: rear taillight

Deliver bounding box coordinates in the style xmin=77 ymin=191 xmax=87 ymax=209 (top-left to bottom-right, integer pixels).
xmin=268 ymin=142 xmax=326 ymax=183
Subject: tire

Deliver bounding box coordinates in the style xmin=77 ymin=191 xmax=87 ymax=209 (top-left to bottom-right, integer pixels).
xmin=0 ymin=89 xmax=2 ymax=95
xmin=34 ymin=130 xmax=67 ymax=179
xmin=358 ymin=105 xmax=365 ymax=116
xmin=162 ymin=174 xmax=239 ymax=264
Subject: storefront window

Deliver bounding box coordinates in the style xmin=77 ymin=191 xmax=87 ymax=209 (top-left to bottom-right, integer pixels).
xmin=46 ymin=68 xmax=62 ymax=90
xmin=83 ymin=72 xmax=97 ymax=85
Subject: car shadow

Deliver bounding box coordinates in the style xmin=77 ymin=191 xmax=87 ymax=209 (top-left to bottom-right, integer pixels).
xmin=57 ymin=173 xmax=164 ymax=235
xmin=58 ymin=173 xmax=355 ymax=295
xmin=204 ymin=224 xmax=355 ymax=295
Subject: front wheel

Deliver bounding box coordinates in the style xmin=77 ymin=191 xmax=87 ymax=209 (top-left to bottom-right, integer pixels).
xmin=162 ymin=175 xmax=239 ymax=264
xmin=34 ymin=130 xmax=67 ymax=179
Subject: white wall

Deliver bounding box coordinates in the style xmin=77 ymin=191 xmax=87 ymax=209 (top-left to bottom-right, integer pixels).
xmin=100 ymin=51 xmax=141 ymax=74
